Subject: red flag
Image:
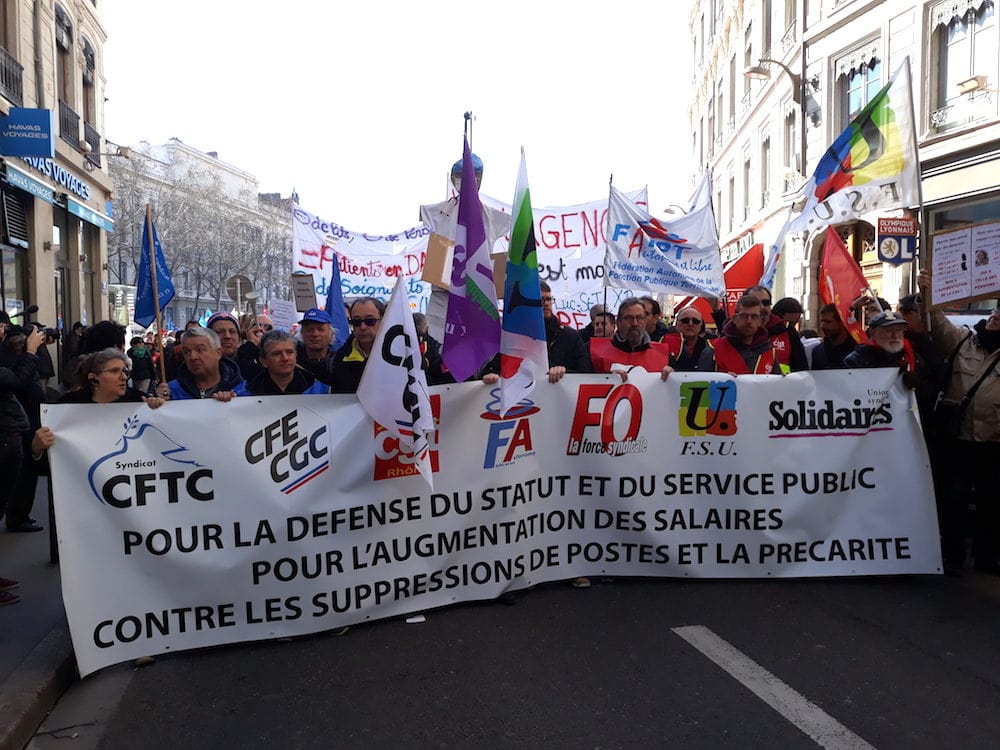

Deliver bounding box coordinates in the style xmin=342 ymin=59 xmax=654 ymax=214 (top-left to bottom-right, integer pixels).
xmin=819 ymin=227 xmax=868 ymax=343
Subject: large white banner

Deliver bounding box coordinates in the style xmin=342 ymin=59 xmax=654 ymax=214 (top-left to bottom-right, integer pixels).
xmin=45 ymin=369 xmax=942 ymax=676
xmin=291 ymin=205 xmax=434 ymax=313
xmin=293 ymin=189 xmax=649 ymax=329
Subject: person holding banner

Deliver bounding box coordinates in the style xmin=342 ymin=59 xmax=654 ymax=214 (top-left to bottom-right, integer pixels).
xmin=590 ymin=298 xmax=672 ymax=377
xmin=166 ymin=328 xmax=244 ymax=401
xmin=539 ymin=283 xmax=591 ymax=381
xmin=208 ymin=312 xmax=264 ymax=382
xmin=698 ymin=294 xmax=781 ymax=375
xmin=236 ymin=330 xmax=329 ymax=396
xmin=661 ymin=306 xmax=708 ymax=372
xmin=296 ymin=308 xmax=340 ymax=387
xmin=746 ymin=285 xmax=808 ymax=372
xmin=919 ymin=270 xmax=1000 ymax=575
xmin=59 ymin=349 xmax=167 ymax=407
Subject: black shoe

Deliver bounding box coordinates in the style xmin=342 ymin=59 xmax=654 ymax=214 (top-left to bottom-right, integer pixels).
xmin=7 ymin=520 xmax=43 ymax=533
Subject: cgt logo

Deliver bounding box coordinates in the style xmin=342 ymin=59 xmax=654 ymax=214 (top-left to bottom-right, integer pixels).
xmin=244 ymin=409 xmax=329 ymax=495
xmin=374 ymin=394 xmax=441 ymax=480
xmin=566 ymin=382 xmax=648 ymax=457
xmin=480 ymin=390 xmax=540 ymax=469
xmin=679 ymin=381 xmax=737 ymax=436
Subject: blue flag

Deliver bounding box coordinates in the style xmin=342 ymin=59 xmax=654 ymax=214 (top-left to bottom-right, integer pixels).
xmin=134 ymin=216 xmax=175 ymax=328
xmin=323 ymin=254 xmax=350 ymax=347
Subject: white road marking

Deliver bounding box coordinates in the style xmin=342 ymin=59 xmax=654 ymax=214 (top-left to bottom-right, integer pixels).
xmin=673 ymin=625 xmax=876 ymax=750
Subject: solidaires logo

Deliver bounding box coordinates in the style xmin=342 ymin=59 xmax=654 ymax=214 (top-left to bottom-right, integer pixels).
xmin=678 ymin=381 xmax=737 ymax=436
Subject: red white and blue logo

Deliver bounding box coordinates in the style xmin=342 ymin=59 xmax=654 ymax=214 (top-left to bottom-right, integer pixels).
xmin=480 ymin=389 xmax=540 ymax=469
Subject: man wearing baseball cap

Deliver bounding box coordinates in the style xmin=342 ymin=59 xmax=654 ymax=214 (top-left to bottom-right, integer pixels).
xmin=843 ymin=311 xmax=915 ymax=372
xmin=296 ymin=307 xmax=339 ymax=386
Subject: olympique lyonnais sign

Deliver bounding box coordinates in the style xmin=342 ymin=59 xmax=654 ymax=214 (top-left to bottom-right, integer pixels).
xmin=45 ymin=369 xmax=941 ymax=676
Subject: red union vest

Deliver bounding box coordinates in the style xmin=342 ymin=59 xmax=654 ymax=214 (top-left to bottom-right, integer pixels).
xmin=710 ymin=337 xmax=778 ymax=374
xmin=589 ymin=337 xmax=672 ymax=373
xmin=768 ymin=330 xmax=793 ymax=367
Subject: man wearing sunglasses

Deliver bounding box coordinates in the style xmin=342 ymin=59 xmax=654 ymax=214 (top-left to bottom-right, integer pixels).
xmin=330 ymin=297 xmax=387 ymax=393
xmin=662 ymin=306 xmax=708 ymax=371
xmin=296 ymin=308 xmax=340 ymax=387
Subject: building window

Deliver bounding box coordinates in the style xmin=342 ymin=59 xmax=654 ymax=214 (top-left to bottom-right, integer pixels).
xmin=82 ymin=37 xmax=96 ymax=120
xmin=744 ymin=24 xmax=753 ymax=96
xmin=784 ymin=111 xmax=797 ymax=176
xmin=930 ymin=0 xmax=998 ymax=131
xmin=727 ymin=174 xmax=735 ymax=231
xmin=763 ymin=0 xmax=773 ymax=58
xmin=742 ymin=155 xmax=751 ymax=219
xmin=55 ymin=4 xmax=72 ymax=101
xmin=1 ymin=244 xmax=27 ymax=316
xmin=761 ymin=135 xmax=771 ymax=204
xmin=840 ymin=57 xmax=882 ymax=127
xmin=716 ymin=82 xmax=724 ymax=141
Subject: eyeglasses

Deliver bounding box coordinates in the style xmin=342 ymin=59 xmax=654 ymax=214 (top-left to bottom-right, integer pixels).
xmin=350 ymin=317 xmax=381 ymax=328
xmin=760 ymin=299 xmax=772 ymax=306
xmin=260 ymin=324 xmax=274 ymax=331
xmin=677 ymin=317 xmax=702 ymax=325
xmin=735 ymin=312 xmax=761 ymax=320
xmin=541 ymin=296 xmax=556 ymax=303
xmin=620 ymin=314 xmax=647 ymax=324
xmin=98 ymin=367 xmax=131 ymax=377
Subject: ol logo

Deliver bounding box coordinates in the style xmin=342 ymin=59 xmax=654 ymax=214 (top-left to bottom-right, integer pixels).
xmin=566 ymin=382 xmax=647 ymax=457
xmin=480 ymin=390 xmax=540 ymax=469
xmin=374 ymin=394 xmax=441 ymax=481
xmin=678 ymin=381 xmax=737 ymax=436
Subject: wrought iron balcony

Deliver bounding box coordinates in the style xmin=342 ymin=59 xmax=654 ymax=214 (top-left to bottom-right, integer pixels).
xmin=930 ymin=91 xmax=999 ymax=132
xmin=84 ymin=122 xmax=101 ymax=169
xmin=0 ymin=46 xmax=22 ymax=106
xmin=58 ymin=100 xmax=80 ymax=147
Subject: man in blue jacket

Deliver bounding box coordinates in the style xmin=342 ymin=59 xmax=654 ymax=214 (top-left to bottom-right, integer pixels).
xmin=166 ymin=327 xmax=244 ymax=401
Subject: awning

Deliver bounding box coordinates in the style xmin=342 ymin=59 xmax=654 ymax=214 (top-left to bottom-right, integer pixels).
xmin=67 ymin=197 xmax=113 ymax=232
xmin=4 ymin=162 xmax=54 ymax=203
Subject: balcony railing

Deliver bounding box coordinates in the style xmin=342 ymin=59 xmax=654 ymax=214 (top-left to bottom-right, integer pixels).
xmin=930 ymin=91 xmax=999 ymax=132
xmin=84 ymin=122 xmax=101 ymax=169
xmin=780 ymin=21 xmax=797 ymax=54
xmin=58 ymin=100 xmax=80 ymax=147
xmin=0 ymin=46 xmax=23 ymax=105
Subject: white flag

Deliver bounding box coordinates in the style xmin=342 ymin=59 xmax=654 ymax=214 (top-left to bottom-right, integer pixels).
xmin=356 ymin=279 xmax=435 ymax=487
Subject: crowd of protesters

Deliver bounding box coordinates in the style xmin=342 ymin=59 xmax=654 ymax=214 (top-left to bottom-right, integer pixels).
xmin=2 ymin=274 xmax=998 ymax=607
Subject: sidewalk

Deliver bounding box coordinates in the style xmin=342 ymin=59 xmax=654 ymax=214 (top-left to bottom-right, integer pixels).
xmin=0 ymin=487 xmax=76 ymax=750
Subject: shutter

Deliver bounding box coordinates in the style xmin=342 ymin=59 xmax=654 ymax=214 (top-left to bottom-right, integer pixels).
xmin=3 ymin=190 xmax=29 ymax=249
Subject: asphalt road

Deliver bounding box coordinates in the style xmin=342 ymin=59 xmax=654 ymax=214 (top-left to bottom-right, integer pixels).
xmin=30 ymin=574 xmax=1000 ymax=749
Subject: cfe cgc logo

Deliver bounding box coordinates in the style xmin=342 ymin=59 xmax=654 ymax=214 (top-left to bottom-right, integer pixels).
xmin=243 ymin=408 xmax=329 ymax=495
xmin=566 ymin=382 xmax=648 ymax=457
xmin=87 ymin=414 xmax=213 ymax=509
xmin=678 ymin=381 xmax=738 ymax=437
xmin=374 ymin=393 xmax=441 ymax=481
xmin=480 ymin=389 xmax=540 ymax=469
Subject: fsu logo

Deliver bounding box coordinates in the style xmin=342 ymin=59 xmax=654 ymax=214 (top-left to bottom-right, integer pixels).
xmin=678 ymin=381 xmax=737 ymax=437
xmin=480 ymin=390 xmax=540 ymax=469
xmin=566 ymin=382 xmax=647 ymax=457
xmin=374 ymin=394 xmax=441 ymax=480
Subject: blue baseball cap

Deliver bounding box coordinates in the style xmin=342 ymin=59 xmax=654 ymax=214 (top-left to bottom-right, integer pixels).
xmin=299 ymin=307 xmax=332 ymax=325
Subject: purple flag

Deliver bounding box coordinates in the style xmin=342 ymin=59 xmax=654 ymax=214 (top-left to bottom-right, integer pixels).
xmin=442 ymin=137 xmax=500 ymax=382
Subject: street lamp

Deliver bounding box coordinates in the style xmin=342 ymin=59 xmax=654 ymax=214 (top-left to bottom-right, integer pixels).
xmin=744 ymin=57 xmax=808 ymax=177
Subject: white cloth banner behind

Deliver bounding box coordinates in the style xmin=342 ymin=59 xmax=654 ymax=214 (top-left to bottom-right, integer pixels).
xmin=46 ymin=370 xmax=941 ymax=675
xmin=293 ymin=189 xmax=649 ymax=329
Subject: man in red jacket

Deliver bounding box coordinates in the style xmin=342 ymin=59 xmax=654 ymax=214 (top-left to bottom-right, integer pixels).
xmin=698 ymin=294 xmax=780 ymax=374
xmin=589 ymin=298 xmax=673 ymax=378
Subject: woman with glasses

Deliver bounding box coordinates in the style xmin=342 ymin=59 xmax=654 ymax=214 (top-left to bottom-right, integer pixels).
xmin=59 ymin=349 xmax=167 ymax=407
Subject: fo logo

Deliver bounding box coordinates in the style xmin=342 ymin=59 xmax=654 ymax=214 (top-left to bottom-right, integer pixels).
xmin=679 ymin=381 xmax=737 ymax=436
xmin=374 ymin=394 xmax=441 ymax=480
xmin=480 ymin=389 xmax=540 ymax=469
xmin=566 ymin=382 xmax=648 ymax=457
xmin=244 ymin=408 xmax=329 ymax=494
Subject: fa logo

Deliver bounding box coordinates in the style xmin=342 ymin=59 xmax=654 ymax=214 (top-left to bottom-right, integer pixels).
xmin=481 ymin=390 xmax=540 ymax=469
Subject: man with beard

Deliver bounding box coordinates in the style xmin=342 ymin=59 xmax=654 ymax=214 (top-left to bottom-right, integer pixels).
xmin=698 ymin=294 xmax=780 ymax=374
xmin=811 ymin=304 xmax=857 ymax=370
xmin=745 ymin=284 xmax=808 ymax=372
xmin=843 ymin=311 xmax=917 ymax=374
xmin=589 ymin=297 xmax=672 ymax=375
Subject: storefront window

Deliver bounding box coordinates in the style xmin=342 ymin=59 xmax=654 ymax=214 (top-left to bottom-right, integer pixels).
xmin=1 ymin=244 xmax=27 ymax=316
xmin=929 ymin=194 xmax=1000 ymax=313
